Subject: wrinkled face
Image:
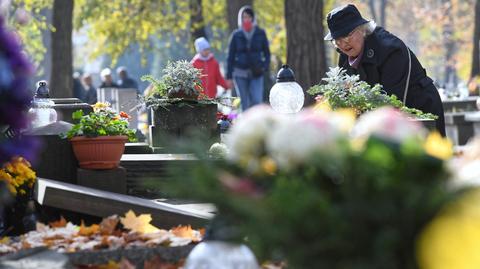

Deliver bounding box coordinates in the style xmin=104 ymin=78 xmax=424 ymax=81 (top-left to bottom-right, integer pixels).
xmin=333 ymin=27 xmax=365 ymax=58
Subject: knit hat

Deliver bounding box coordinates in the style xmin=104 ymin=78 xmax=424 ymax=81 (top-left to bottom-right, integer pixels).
xmin=194 ymin=37 xmax=210 ymax=53
xmin=100 ymin=68 xmax=112 ymax=78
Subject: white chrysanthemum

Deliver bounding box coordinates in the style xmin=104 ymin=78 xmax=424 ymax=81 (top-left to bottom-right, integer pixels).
xmin=352 ymin=106 xmax=426 ymax=143
xmin=266 ymin=110 xmax=343 ymax=170
xmin=226 ymin=105 xmax=284 ymax=173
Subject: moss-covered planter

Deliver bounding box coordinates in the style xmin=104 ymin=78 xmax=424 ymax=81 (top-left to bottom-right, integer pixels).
xmin=149 ymin=101 xmax=218 ymax=150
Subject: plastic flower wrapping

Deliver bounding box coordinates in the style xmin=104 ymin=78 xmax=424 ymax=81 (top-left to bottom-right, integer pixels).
xmin=0 ymin=16 xmax=36 ymax=164
xmin=167 ymin=105 xmax=464 ymax=268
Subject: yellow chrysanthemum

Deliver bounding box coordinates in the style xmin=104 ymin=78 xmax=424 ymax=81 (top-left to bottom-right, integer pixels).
xmin=423 ymin=132 xmax=453 ymax=160
xmin=260 ymin=157 xmax=277 ymax=176
xmin=0 ymin=157 xmax=36 ymax=196
xmin=92 ymin=102 xmax=111 ymax=112
xmin=417 ymin=189 xmax=480 ymax=269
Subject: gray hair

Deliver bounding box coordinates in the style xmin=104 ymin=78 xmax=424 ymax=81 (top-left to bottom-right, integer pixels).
xmin=359 ymin=21 xmax=377 ymax=36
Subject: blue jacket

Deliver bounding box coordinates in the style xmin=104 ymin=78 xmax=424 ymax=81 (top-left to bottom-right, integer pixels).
xmin=226 ymin=27 xmax=270 ymax=79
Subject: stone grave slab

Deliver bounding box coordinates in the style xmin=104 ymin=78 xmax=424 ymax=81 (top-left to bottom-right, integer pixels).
xmin=35 ymin=177 xmax=212 ymax=229
xmin=120 ymin=154 xmax=196 ymax=198
xmin=465 ymin=111 xmax=480 ymax=138
xmin=444 ymin=112 xmax=474 ymax=145
xmin=442 ymin=96 xmax=479 ymax=113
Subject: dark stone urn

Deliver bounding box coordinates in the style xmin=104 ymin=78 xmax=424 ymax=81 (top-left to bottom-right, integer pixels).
xmin=149 ymin=101 xmax=218 ymax=151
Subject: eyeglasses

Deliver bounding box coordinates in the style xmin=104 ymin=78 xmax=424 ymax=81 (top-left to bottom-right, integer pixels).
xmin=331 ymin=28 xmax=359 ymax=46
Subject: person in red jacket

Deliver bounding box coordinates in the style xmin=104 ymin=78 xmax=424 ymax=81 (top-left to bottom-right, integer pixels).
xmin=191 ymin=37 xmax=231 ymax=98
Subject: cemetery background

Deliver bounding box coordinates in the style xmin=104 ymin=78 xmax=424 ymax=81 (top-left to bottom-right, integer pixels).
xmin=2 ymin=0 xmax=480 ymax=268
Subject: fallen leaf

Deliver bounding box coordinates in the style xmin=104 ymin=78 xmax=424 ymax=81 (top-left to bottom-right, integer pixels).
xmin=100 ymin=215 xmax=119 ymax=235
xmin=120 ymin=210 xmax=160 ymax=234
xmin=78 ymin=221 xmax=100 ymax=236
xmin=170 ymin=225 xmax=202 ymax=242
xmin=49 ymin=216 xmax=67 ymax=228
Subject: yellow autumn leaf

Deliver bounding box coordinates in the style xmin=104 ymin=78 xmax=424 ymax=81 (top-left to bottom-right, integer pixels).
xmin=120 ymin=210 xmax=159 ymax=234
xmin=78 ymin=221 xmax=100 ymax=236
xmin=170 ymin=225 xmax=202 ymax=242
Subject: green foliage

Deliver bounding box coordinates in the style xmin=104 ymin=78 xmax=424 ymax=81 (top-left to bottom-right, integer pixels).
xmin=64 ymin=107 xmax=136 ymax=142
xmin=308 ymin=67 xmax=438 ymax=120
xmin=74 ymin=0 xmax=228 ymax=65
xmin=142 ymin=60 xmax=211 ymax=110
xmin=166 ymin=134 xmax=454 ymax=269
xmin=141 ymin=74 xmax=167 ymax=97
xmin=161 ymin=60 xmax=202 ymax=95
xmin=9 ymin=0 xmax=53 ymax=71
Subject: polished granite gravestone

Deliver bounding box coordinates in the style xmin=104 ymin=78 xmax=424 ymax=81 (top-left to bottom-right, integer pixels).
xmin=465 ymin=111 xmax=480 ymax=138
xmin=442 ymin=96 xmax=479 ymax=113
xmin=51 ymin=98 xmax=93 ymax=123
xmin=120 ymin=154 xmax=197 ymax=198
xmin=77 ymin=167 xmax=127 ymax=195
xmin=24 ymin=121 xmax=78 ymax=184
xmin=35 ymin=177 xmax=213 ymax=229
xmin=445 ymin=112 xmax=475 ymax=145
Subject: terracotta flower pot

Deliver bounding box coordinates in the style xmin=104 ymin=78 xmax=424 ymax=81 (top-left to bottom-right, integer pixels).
xmin=70 ymin=136 xmax=128 ymax=170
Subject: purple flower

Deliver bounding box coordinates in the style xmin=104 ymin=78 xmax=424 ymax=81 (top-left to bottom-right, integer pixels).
xmin=0 ymin=15 xmax=37 ymax=164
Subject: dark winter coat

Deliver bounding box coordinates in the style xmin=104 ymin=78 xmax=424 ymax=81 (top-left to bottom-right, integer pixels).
xmin=338 ymin=27 xmax=445 ymax=135
xmin=226 ymin=27 xmax=270 ymax=79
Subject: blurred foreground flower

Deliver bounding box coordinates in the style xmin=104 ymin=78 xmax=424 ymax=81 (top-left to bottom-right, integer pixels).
xmin=417 ymin=189 xmax=480 ymax=269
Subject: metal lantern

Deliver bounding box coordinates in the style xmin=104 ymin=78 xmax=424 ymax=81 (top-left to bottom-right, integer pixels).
xmin=269 ymin=65 xmax=304 ymax=114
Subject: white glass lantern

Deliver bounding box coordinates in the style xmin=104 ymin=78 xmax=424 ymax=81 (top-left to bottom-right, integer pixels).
xmin=269 ymin=65 xmax=304 ymax=114
xmin=184 ymin=241 xmax=259 ymax=269
xmin=28 ymin=80 xmax=57 ymax=128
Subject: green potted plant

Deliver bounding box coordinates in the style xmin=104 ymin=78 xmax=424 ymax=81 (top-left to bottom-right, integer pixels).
xmin=308 ymin=67 xmax=438 ymax=130
xmin=65 ymin=102 xmax=136 ymax=169
xmin=142 ymin=60 xmax=203 ymax=106
xmin=141 ymin=60 xmax=218 ymax=149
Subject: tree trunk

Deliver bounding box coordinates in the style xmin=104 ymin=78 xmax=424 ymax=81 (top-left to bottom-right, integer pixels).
xmin=380 ymin=0 xmax=387 ymax=28
xmin=443 ymin=1 xmax=456 ymax=85
xmin=190 ymin=0 xmax=207 ymax=41
xmin=226 ymin=0 xmax=253 ymax=33
xmin=50 ymin=0 xmax=73 ymax=98
xmin=367 ymin=0 xmax=387 ymax=27
xmin=368 ymin=0 xmax=378 ymax=23
xmin=285 ymin=0 xmax=327 ymax=106
xmin=471 ymin=0 xmax=480 ymax=79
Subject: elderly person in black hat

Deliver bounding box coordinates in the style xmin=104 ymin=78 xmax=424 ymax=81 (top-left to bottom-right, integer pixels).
xmin=325 ymin=4 xmax=445 ymax=136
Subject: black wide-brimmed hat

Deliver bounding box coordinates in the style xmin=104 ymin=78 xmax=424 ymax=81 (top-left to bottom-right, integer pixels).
xmin=324 ymin=4 xmax=369 ymax=40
